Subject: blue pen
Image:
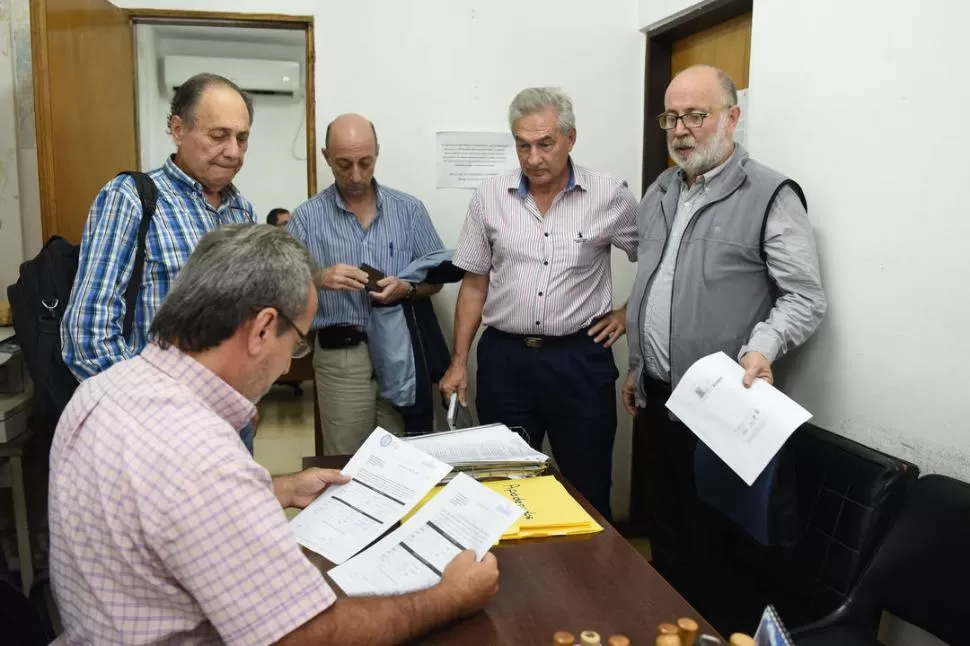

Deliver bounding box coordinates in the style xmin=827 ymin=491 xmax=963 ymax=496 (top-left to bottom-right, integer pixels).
xmin=389 ymin=241 xmax=394 ymax=257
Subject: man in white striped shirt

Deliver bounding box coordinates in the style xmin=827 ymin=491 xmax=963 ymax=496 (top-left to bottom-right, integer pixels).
xmin=440 ymin=88 xmax=638 ymax=519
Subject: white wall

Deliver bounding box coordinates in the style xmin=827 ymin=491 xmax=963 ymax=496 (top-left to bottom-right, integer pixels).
xmin=135 ymin=25 xmax=309 ymax=221
xmin=748 ymin=0 xmax=970 ymax=482
xmin=115 ymin=0 xmax=646 ymax=517
xmin=0 ymin=1 xmax=26 ymax=292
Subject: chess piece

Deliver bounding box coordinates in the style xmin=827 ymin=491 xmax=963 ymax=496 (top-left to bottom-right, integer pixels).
xmin=656 ymin=635 xmax=682 ymax=646
xmin=554 ymin=631 xmax=576 ymax=646
xmin=729 ymin=634 xmax=755 ymax=646
xmin=677 ymin=617 xmax=698 ymax=646
xmin=580 ymin=630 xmax=602 ymax=646
xmin=608 ymin=635 xmax=631 ymax=646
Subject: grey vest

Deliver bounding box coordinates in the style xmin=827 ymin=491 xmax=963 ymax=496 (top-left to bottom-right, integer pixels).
xmin=627 ymin=145 xmax=805 ymax=402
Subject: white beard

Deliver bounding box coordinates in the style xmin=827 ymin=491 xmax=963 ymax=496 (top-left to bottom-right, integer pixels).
xmin=668 ymin=113 xmax=733 ymax=177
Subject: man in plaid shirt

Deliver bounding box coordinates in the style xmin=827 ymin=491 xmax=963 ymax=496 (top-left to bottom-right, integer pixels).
xmin=49 ymin=225 xmax=499 ymax=645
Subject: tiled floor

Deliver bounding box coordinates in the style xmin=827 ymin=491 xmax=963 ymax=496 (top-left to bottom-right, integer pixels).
xmin=253 ymin=382 xmax=316 ymax=477
xmin=253 ymin=380 xmax=655 ymax=560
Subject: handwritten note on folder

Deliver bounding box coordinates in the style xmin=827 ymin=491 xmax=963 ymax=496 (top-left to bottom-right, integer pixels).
xmin=404 ymin=475 xmax=603 ymax=540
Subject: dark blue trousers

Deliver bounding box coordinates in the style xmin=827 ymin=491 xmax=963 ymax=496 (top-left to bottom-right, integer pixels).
xmin=475 ymin=327 xmax=619 ymax=520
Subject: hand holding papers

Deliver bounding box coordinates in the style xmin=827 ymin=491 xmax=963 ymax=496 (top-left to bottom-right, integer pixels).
xmin=329 ymin=473 xmax=523 ymax=596
xmin=665 ymin=352 xmax=812 ymax=486
xmin=289 ymin=428 xmax=452 ymax=563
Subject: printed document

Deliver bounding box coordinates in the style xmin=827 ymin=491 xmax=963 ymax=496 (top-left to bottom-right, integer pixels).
xmin=666 ymin=351 xmax=812 ymax=486
xmin=328 ymin=473 xmax=523 ymax=596
xmin=405 ymin=423 xmax=548 ymax=464
xmin=289 ymin=427 xmax=452 ymax=564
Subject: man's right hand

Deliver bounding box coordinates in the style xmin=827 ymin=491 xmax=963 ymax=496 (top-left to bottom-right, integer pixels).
xmin=439 ymin=362 xmax=469 ymax=407
xmin=622 ymin=372 xmax=637 ymax=417
xmin=318 ymin=264 xmax=369 ymax=292
xmin=438 ymin=550 xmax=499 ymax=616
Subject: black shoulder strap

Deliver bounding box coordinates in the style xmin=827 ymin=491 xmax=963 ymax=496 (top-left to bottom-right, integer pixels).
xmin=760 ymin=179 xmax=807 ymax=263
xmin=116 ymin=171 xmax=158 ymax=341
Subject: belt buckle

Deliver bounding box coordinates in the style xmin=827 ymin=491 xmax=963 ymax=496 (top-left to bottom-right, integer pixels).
xmin=524 ymin=336 xmax=543 ymax=348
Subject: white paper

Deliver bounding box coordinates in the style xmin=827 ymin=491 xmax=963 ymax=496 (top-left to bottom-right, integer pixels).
xmin=405 ymin=424 xmax=548 ymax=465
xmin=289 ymin=427 xmax=452 ymax=564
xmin=435 ymin=131 xmax=518 ymax=189
xmin=665 ymin=351 xmax=812 ymax=486
xmin=734 ymin=88 xmax=749 ymax=147
xmin=446 ymin=393 xmax=475 ymax=430
xmin=328 ymin=473 xmax=523 ymax=596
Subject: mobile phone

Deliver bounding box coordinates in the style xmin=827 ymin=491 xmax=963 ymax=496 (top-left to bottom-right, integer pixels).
xmin=359 ymin=263 xmax=386 ymax=292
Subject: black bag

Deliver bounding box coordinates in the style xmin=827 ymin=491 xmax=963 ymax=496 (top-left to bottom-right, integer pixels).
xmin=6 ymin=171 xmax=158 ymax=434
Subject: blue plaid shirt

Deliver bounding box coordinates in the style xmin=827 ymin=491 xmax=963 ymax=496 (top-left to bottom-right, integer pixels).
xmin=61 ymin=157 xmax=255 ymax=380
xmin=288 ymin=181 xmax=445 ymax=330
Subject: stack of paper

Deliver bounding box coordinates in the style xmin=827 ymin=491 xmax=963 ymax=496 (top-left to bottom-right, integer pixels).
xmin=289 ymin=428 xmax=452 ymax=563
xmin=403 ymin=475 xmax=602 ymax=540
xmin=329 ymin=473 xmax=524 ymax=596
xmin=404 ymin=424 xmax=550 ymax=482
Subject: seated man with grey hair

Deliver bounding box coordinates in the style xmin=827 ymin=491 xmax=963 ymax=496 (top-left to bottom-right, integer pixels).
xmin=48 ymin=224 xmax=500 ymax=645
xmin=440 ymin=87 xmax=639 ymax=519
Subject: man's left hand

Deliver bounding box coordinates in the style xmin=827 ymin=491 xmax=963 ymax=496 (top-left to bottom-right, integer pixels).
xmin=369 ymin=276 xmax=411 ymax=304
xmin=740 ymin=351 xmax=773 ymax=387
xmin=589 ymin=308 xmax=627 ymax=348
xmin=276 ymin=468 xmax=350 ymax=509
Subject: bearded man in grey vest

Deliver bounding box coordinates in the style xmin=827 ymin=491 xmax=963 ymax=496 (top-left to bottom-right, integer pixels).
xmin=622 ymin=65 xmax=827 ymax=579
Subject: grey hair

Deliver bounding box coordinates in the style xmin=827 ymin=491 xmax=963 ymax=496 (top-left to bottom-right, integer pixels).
xmin=716 ymin=69 xmax=738 ymax=106
xmin=151 ymin=224 xmax=316 ymax=353
xmin=508 ymin=87 xmax=576 ymax=135
xmin=167 ymin=73 xmax=254 ymax=133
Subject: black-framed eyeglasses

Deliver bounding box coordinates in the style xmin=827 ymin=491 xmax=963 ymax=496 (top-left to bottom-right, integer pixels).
xmin=656 ymin=105 xmax=733 ymax=130
xmin=252 ymin=306 xmax=311 ymax=358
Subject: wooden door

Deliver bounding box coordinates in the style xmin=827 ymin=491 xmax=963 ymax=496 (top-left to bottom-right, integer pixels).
xmin=671 ymin=12 xmax=751 ymax=85
xmin=663 ymin=13 xmax=752 ymax=168
xmin=31 ymin=0 xmax=138 ymax=244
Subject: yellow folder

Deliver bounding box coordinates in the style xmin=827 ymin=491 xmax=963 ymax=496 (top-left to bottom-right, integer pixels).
xmin=403 ymin=476 xmax=603 ymax=540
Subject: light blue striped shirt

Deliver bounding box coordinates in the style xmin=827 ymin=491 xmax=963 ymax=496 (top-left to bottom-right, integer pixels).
xmin=61 ymin=157 xmax=255 ymax=380
xmin=288 ymin=182 xmax=445 ymax=330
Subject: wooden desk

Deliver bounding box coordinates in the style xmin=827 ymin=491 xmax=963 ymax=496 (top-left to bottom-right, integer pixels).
xmin=303 ymin=456 xmax=719 ymax=645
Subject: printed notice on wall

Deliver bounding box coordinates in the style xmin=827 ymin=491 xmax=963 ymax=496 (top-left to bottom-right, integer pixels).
xmin=734 ymin=88 xmax=749 ymax=147
xmin=435 ymin=131 xmax=518 ymax=189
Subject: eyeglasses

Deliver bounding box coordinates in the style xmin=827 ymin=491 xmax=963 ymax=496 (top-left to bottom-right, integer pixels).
xmin=253 ymin=307 xmax=311 ymax=358
xmin=657 ymin=105 xmax=733 ymax=130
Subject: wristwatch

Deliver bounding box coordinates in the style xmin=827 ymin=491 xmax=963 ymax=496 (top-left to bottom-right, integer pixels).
xmin=406 ymin=282 xmax=416 ymax=300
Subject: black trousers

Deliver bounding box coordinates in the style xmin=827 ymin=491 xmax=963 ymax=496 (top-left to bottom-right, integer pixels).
xmin=632 ymin=376 xmax=704 ymax=576
xmin=475 ymin=327 xmax=619 ymax=520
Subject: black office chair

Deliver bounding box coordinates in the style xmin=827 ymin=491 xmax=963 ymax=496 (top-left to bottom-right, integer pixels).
xmin=793 ymin=475 xmax=970 ymax=645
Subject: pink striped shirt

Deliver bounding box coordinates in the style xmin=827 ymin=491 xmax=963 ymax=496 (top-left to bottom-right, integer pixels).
xmin=49 ymin=344 xmax=335 ymax=645
xmin=453 ymin=162 xmax=638 ymax=336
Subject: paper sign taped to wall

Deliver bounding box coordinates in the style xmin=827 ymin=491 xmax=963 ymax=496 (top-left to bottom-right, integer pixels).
xmin=735 ymin=88 xmax=749 ymax=147
xmin=435 ymin=131 xmax=518 ymax=189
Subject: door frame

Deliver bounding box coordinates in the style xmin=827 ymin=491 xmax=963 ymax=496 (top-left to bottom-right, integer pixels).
xmin=125 ymin=9 xmax=318 ymax=199
xmin=640 ymin=0 xmax=752 ymax=193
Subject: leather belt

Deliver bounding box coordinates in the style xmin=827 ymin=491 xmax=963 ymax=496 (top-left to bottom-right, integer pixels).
xmin=490 ymin=327 xmax=591 ymax=349
xmin=316 ymin=325 xmax=367 ymax=349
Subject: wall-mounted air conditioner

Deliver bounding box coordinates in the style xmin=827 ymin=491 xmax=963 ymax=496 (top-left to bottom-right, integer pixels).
xmin=162 ymin=55 xmax=302 ymax=98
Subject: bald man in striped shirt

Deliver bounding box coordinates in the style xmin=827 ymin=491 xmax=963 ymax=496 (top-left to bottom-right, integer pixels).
xmin=440 ymin=88 xmax=638 ymax=519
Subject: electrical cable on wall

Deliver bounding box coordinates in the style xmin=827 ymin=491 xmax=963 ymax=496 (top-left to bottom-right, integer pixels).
xmin=291 ymin=108 xmax=307 ymax=161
